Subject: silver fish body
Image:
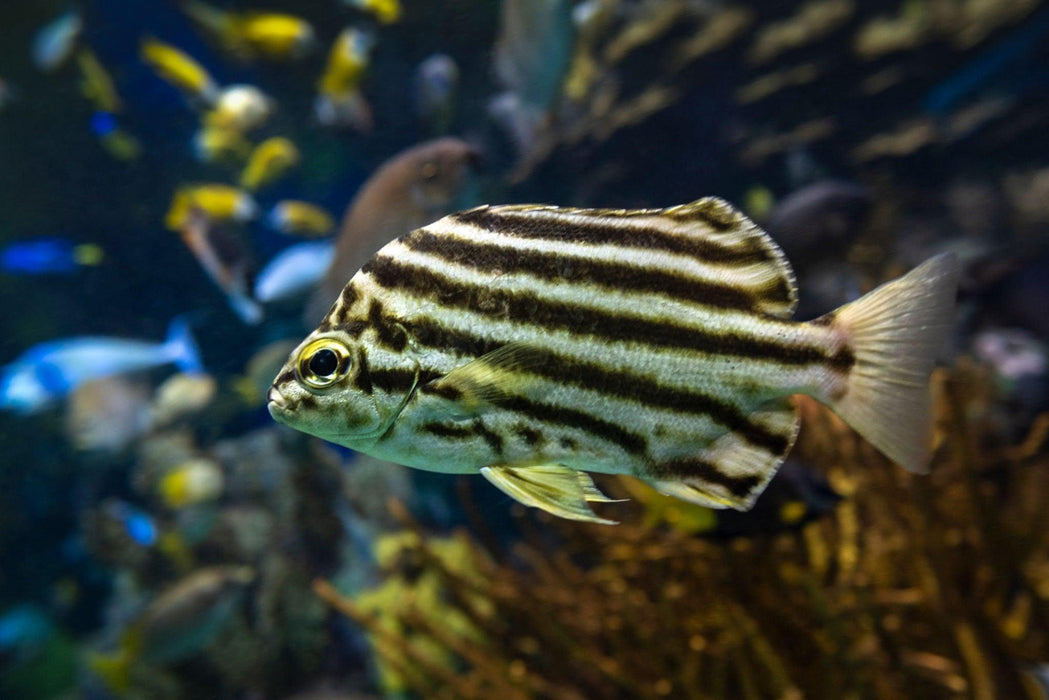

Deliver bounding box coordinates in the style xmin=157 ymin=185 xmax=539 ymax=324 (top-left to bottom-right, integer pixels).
xmin=269 ymin=197 xmax=958 ymax=523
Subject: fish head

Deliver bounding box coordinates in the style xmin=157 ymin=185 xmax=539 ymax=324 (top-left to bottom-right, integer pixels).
xmin=408 ymin=138 xmax=481 ymax=212
xmin=267 ymin=326 xmax=416 ymax=446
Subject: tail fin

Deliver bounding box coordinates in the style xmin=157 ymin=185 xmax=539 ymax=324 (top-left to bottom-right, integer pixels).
xmin=821 ymin=253 xmax=960 ymax=473
xmin=164 ymin=317 xmax=204 ymax=374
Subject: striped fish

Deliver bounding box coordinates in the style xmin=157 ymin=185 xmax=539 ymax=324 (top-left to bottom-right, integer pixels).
xmin=268 ymin=197 xmax=959 ymax=524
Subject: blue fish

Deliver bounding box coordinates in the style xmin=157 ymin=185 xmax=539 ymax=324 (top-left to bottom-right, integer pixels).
xmin=32 ymin=10 xmax=82 ymax=73
xmin=103 ymin=501 xmax=158 ymax=547
xmin=254 ymin=241 xmax=334 ymax=303
xmin=0 ymin=605 xmax=53 ymax=665
xmin=1 ymin=238 xmax=102 ymax=275
xmin=0 ymin=318 xmax=203 ymax=414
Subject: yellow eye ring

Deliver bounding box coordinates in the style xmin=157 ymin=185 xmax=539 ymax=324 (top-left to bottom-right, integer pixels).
xmin=296 ymin=338 xmax=352 ymax=390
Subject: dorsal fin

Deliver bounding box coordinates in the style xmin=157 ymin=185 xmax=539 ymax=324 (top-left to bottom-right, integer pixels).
xmin=452 ymin=197 xmax=798 ymax=319
xmin=659 ymin=197 xmax=798 ymax=318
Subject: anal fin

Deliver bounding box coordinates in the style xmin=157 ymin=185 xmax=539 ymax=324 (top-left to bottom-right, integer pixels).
xmin=646 ymin=397 xmax=799 ymax=511
xmin=480 ymin=465 xmax=623 ymax=525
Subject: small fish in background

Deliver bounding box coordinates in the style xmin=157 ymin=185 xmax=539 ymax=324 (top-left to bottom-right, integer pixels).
xmin=181 ymin=0 xmax=316 ymax=61
xmin=193 ymin=124 xmax=252 ymax=164
xmin=255 ymin=241 xmax=336 ymax=304
xmin=1 ymin=237 xmax=103 ymax=275
xmin=140 ymin=37 xmax=220 ymax=106
xmin=616 ymin=476 xmax=717 ymax=534
xmin=762 ymin=180 xmax=874 ymax=265
xmin=315 ymin=27 xmax=374 ymax=131
xmin=150 ymin=372 xmax=217 ymax=427
xmin=205 ymin=84 xmax=274 ymax=133
xmin=272 ymin=197 xmax=959 ymax=524
xmin=488 ymin=0 xmax=575 ymax=161
xmin=157 ymin=459 xmax=224 ymax=509
xmin=76 ymin=48 xmax=122 ymax=114
xmin=345 ymin=0 xmax=402 ymax=25
xmin=267 ymin=201 xmax=335 ymax=238
xmin=414 ymin=54 xmax=459 ymax=137
xmin=233 ymin=339 xmax=299 ymax=406
xmin=101 ymin=501 xmax=159 ymax=548
xmin=88 ymin=566 xmax=254 ymax=695
xmin=174 ymin=209 xmax=263 ymax=325
xmin=239 ymin=137 xmax=300 ymax=192
xmin=165 ymin=184 xmax=257 ymax=231
xmin=32 ymin=10 xmax=82 ymax=72
xmin=0 ymin=605 xmax=55 ymax=667
xmin=0 ymin=318 xmax=203 ymax=415
xmin=89 ymin=110 xmax=141 ymax=161
xmin=65 ymin=376 xmax=152 ymax=453
xmin=305 ymin=137 xmax=480 ymax=323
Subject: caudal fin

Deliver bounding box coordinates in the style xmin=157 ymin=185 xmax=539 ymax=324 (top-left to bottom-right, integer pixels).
xmin=822 ymin=253 xmax=959 ymax=473
xmin=164 ymin=317 xmax=204 ymax=374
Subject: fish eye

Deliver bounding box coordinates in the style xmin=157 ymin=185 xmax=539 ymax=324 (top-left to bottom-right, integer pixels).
xmin=296 ymin=339 xmax=352 ymax=389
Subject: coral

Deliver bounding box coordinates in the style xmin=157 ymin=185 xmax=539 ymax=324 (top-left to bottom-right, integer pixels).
xmin=315 ymin=364 xmax=1049 ymax=699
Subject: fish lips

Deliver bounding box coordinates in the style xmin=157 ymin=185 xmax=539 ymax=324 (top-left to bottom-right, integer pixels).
xmin=266 ymin=386 xmax=291 ymax=421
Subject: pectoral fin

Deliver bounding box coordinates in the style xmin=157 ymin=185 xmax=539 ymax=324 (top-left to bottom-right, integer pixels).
xmin=480 ymin=465 xmax=623 ymax=525
xmin=423 ymin=343 xmax=548 ymax=413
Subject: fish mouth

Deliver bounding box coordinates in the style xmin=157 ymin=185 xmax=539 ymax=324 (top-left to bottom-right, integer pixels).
xmin=267 ymin=386 xmax=290 ymax=419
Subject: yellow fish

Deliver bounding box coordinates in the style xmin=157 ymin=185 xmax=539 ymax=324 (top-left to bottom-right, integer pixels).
xmin=240 ymin=137 xmax=300 ymax=192
xmin=76 ymin=48 xmax=121 ymax=113
xmin=140 ymin=37 xmax=219 ymax=105
xmin=315 ymin=28 xmax=374 ymax=130
xmin=193 ymin=125 xmax=251 ymax=164
xmin=348 ymin=0 xmax=402 ymax=25
xmin=165 ymin=184 xmax=256 ymax=231
xmin=204 ymin=84 xmax=274 ymax=132
xmin=157 ymin=459 xmax=224 ymax=509
xmin=182 ymin=0 xmax=315 ymax=61
xmin=267 ymin=201 xmax=335 ymax=238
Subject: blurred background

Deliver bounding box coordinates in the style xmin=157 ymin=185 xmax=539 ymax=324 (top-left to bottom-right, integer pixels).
xmin=1 ymin=0 xmax=1049 ymax=698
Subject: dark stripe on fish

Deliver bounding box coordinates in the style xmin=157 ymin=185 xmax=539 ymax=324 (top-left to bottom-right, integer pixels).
xmin=365 ymin=255 xmax=836 ymax=367
xmin=648 ymin=458 xmax=763 ymax=499
xmin=421 ymin=420 xmax=505 ymax=457
xmin=473 ymin=419 xmax=505 ymax=456
xmin=368 ymin=300 xmax=408 ymax=352
xmin=661 ymin=200 xmax=740 ymax=232
xmin=401 ymin=229 xmax=788 ymax=313
xmin=400 ymin=316 xmax=790 ymax=455
xmin=421 ymin=421 xmax=473 ymax=439
xmin=451 ymin=208 xmax=770 ymax=266
xmin=496 ymin=394 xmax=648 ymax=455
xmin=367 ymin=367 xmax=441 ymax=394
xmin=515 ymin=424 xmax=543 ymax=446
xmin=354 ymin=348 xmax=374 ymax=395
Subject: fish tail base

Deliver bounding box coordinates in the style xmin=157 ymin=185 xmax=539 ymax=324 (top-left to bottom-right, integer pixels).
xmin=820 ymin=253 xmax=959 ymax=473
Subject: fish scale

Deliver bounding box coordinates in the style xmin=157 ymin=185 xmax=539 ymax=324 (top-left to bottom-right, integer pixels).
xmin=269 ymin=197 xmax=959 ymax=523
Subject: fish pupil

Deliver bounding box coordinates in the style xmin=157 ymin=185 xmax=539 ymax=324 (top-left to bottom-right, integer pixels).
xmin=309 ymin=348 xmax=338 ymax=376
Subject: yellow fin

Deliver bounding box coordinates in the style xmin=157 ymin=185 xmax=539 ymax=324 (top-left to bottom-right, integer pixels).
xmin=424 ymin=343 xmax=545 ymax=412
xmin=647 ymin=480 xmax=745 ymax=509
xmin=480 ymin=465 xmax=620 ymax=524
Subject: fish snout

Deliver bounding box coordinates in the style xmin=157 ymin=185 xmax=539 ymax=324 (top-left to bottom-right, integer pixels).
xmin=267 ymin=385 xmax=289 ymax=416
